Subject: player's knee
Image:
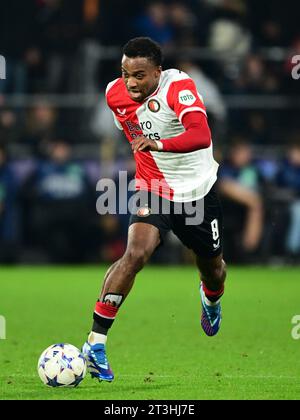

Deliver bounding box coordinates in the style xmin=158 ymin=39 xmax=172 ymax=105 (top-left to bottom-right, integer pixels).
xmin=123 ymin=247 xmax=151 ymax=272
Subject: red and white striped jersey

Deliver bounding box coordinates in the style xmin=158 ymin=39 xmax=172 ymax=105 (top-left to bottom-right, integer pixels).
xmin=106 ymin=69 xmax=219 ymax=202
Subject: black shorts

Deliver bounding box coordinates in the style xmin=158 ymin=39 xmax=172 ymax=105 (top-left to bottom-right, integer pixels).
xmin=129 ymin=184 xmax=223 ymax=258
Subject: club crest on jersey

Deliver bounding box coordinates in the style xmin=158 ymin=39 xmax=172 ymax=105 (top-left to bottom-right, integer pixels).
xmin=117 ymin=108 xmax=126 ymax=115
xmin=178 ymin=90 xmax=196 ymax=106
xmin=137 ymin=206 xmax=152 ymax=217
xmin=147 ymin=99 xmax=160 ymax=113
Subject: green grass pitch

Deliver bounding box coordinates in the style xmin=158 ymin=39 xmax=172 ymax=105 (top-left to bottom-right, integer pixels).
xmin=0 ymin=265 xmax=300 ymax=400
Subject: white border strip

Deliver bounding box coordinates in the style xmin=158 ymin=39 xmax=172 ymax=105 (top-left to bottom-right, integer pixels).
xmin=179 ymin=107 xmax=207 ymax=123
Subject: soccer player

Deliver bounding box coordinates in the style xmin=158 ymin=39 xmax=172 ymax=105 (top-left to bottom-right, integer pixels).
xmin=82 ymin=37 xmax=227 ymax=382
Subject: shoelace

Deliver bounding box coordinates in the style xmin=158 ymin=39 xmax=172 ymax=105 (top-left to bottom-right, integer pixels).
xmin=204 ymin=302 xmax=220 ymax=322
xmin=91 ymin=347 xmax=108 ymax=367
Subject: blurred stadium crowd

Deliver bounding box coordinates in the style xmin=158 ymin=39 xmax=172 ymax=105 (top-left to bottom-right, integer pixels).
xmin=0 ymin=0 xmax=300 ymax=264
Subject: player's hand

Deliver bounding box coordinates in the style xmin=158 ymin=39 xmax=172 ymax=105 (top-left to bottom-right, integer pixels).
xmin=131 ymin=136 xmax=159 ymax=153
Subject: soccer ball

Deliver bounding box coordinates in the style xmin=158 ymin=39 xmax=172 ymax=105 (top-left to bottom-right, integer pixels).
xmin=37 ymin=343 xmax=87 ymax=387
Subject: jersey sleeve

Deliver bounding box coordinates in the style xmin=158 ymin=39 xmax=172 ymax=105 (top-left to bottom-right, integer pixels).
xmin=160 ymin=111 xmax=211 ymax=153
xmin=105 ymin=79 xmax=124 ymax=131
xmin=167 ymin=77 xmax=207 ymax=123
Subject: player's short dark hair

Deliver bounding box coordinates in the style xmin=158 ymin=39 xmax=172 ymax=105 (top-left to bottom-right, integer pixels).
xmin=122 ymin=37 xmax=163 ymax=67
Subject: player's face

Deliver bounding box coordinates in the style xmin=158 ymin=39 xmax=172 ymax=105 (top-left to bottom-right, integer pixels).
xmin=121 ymin=55 xmax=162 ymax=102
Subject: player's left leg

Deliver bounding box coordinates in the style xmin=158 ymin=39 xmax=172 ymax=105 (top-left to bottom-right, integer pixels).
xmin=196 ymin=253 xmax=226 ymax=336
xmin=82 ymin=222 xmax=161 ymax=382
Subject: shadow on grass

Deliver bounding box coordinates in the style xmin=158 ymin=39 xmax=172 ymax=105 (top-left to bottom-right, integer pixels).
xmin=1 ymin=380 xmax=178 ymax=400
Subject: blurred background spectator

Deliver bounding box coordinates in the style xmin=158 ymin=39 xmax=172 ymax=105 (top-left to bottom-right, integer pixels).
xmin=22 ymin=140 xmax=95 ymax=263
xmin=22 ymin=101 xmax=59 ymax=157
xmin=35 ymin=0 xmax=84 ymax=93
xmin=135 ymin=2 xmax=174 ymax=47
xmin=0 ymin=146 xmax=20 ymax=263
xmin=0 ymin=108 xmax=20 ymax=147
xmin=0 ymin=1 xmax=39 ymax=94
xmin=275 ymin=142 xmax=300 ymax=261
xmin=178 ymin=60 xmax=227 ymax=145
xmin=0 ymin=0 xmax=299 ymax=264
xmin=218 ymin=140 xmax=264 ymax=263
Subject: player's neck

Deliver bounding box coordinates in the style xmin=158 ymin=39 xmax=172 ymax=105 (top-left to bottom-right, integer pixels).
xmin=144 ymin=82 xmax=160 ymax=101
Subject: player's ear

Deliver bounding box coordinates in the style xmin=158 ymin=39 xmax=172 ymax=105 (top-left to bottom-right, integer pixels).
xmin=155 ymin=66 xmax=162 ymax=78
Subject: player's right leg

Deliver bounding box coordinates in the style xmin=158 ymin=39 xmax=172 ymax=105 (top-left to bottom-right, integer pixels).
xmin=83 ymin=222 xmax=160 ymax=382
xmin=171 ymin=185 xmax=226 ymax=337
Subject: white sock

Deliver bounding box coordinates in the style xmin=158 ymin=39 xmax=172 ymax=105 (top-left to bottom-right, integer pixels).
xmin=88 ymin=331 xmax=107 ymax=345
